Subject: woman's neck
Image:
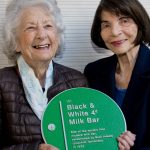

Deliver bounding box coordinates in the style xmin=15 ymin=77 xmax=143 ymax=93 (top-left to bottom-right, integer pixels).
xmin=32 ymin=62 xmax=49 ymax=87
xmin=115 ymin=45 xmax=140 ymax=89
xmin=117 ymin=45 xmax=139 ymax=72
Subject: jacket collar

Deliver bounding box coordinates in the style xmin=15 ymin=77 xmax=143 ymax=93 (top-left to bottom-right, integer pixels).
xmin=119 ymin=44 xmax=150 ymax=124
xmin=104 ymin=43 xmax=150 ymax=97
xmin=131 ymin=43 xmax=150 ymax=76
xmin=99 ymin=44 xmax=150 ymax=124
xmin=53 ymin=62 xmax=64 ymax=84
xmin=110 ymin=43 xmax=150 ymax=76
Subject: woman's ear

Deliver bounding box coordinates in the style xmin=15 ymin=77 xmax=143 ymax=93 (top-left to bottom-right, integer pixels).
xmin=15 ymin=36 xmax=21 ymax=52
xmin=16 ymin=47 xmax=21 ymax=52
xmin=16 ymin=42 xmax=21 ymax=52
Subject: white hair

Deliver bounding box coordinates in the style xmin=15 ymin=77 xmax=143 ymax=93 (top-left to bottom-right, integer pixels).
xmin=2 ymin=0 xmax=64 ymax=64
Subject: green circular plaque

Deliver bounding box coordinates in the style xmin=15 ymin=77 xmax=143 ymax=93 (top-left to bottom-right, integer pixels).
xmin=41 ymin=87 xmax=126 ymax=150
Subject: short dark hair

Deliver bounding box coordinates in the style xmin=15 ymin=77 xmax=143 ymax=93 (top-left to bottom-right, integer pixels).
xmin=91 ymin=0 xmax=150 ymax=48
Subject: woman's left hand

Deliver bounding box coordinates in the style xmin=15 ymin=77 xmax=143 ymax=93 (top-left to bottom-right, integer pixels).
xmin=38 ymin=144 xmax=58 ymax=150
xmin=117 ymin=131 xmax=136 ymax=150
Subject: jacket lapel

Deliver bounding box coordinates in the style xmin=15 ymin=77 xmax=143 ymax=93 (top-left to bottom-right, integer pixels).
xmin=98 ymin=55 xmax=117 ymax=99
xmin=121 ymin=44 xmax=150 ymax=125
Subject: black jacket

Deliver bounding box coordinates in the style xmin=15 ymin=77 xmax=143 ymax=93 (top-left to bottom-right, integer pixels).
xmin=0 ymin=62 xmax=88 ymax=150
xmin=84 ymin=44 xmax=150 ymax=150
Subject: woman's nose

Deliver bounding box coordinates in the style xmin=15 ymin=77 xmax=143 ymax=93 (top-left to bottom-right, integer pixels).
xmin=111 ymin=23 xmax=122 ymax=36
xmin=36 ymin=27 xmax=47 ymax=40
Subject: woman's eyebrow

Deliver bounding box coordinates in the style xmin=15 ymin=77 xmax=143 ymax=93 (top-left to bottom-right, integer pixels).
xmin=101 ymin=20 xmax=109 ymax=23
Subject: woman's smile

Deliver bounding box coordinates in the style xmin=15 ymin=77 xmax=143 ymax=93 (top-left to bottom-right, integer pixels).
xmin=32 ymin=44 xmax=50 ymax=50
xmin=111 ymin=39 xmax=127 ymax=47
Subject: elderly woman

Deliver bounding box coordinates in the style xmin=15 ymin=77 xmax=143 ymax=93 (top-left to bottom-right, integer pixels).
xmin=84 ymin=0 xmax=150 ymax=149
xmin=0 ymin=0 xmax=87 ymax=149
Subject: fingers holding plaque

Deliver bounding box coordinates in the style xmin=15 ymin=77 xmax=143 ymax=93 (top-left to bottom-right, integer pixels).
xmin=41 ymin=87 xmax=126 ymax=150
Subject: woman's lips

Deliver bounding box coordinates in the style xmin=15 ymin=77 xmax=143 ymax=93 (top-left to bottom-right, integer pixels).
xmin=111 ymin=40 xmax=126 ymax=46
xmin=33 ymin=44 xmax=50 ymax=50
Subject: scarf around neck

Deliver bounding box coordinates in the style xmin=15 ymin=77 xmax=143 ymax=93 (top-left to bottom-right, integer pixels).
xmin=17 ymin=56 xmax=53 ymax=120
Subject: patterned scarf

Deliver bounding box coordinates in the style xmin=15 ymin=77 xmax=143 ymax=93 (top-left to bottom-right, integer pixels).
xmin=17 ymin=56 xmax=53 ymax=120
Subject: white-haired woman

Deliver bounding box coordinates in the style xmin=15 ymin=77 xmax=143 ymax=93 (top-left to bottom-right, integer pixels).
xmin=0 ymin=0 xmax=87 ymax=149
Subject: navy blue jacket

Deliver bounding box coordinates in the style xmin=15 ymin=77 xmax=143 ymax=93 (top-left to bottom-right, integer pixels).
xmin=84 ymin=44 xmax=150 ymax=150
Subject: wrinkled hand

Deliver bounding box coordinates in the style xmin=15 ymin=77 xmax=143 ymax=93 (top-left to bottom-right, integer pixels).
xmin=38 ymin=144 xmax=59 ymax=150
xmin=117 ymin=131 xmax=136 ymax=150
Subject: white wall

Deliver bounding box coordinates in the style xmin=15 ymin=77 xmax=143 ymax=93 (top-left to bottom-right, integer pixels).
xmin=0 ymin=0 xmax=150 ymax=72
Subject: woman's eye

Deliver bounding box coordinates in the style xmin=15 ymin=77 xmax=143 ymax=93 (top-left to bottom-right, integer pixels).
xmin=101 ymin=22 xmax=110 ymax=29
xmin=26 ymin=26 xmax=35 ymax=30
xmin=119 ymin=17 xmax=133 ymax=26
xmin=45 ymin=24 xmax=52 ymax=28
xmin=121 ymin=18 xmax=129 ymax=23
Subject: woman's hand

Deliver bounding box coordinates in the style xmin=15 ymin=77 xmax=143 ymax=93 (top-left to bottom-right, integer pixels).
xmin=117 ymin=131 xmax=136 ymax=150
xmin=38 ymin=144 xmax=58 ymax=150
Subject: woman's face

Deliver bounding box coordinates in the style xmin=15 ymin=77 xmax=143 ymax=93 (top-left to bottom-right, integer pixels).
xmin=100 ymin=10 xmax=138 ymax=55
xmin=16 ymin=6 xmax=59 ymax=66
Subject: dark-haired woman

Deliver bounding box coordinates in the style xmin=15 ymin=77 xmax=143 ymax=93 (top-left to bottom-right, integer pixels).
xmin=84 ymin=0 xmax=150 ymax=149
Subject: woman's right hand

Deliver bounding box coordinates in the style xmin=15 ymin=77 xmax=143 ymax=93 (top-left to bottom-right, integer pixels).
xmin=38 ymin=144 xmax=58 ymax=150
xmin=117 ymin=131 xmax=136 ymax=150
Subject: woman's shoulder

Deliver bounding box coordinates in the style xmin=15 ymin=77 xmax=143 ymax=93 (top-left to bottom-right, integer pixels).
xmin=53 ymin=62 xmax=88 ymax=87
xmin=0 ymin=66 xmax=19 ymax=82
xmin=0 ymin=66 xmax=16 ymax=74
xmin=84 ymin=55 xmax=115 ymax=72
xmin=53 ymin=62 xmax=83 ymax=75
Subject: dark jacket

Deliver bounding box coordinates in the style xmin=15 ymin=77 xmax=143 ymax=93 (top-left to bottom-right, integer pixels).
xmin=0 ymin=62 xmax=88 ymax=150
xmin=84 ymin=44 xmax=150 ymax=150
